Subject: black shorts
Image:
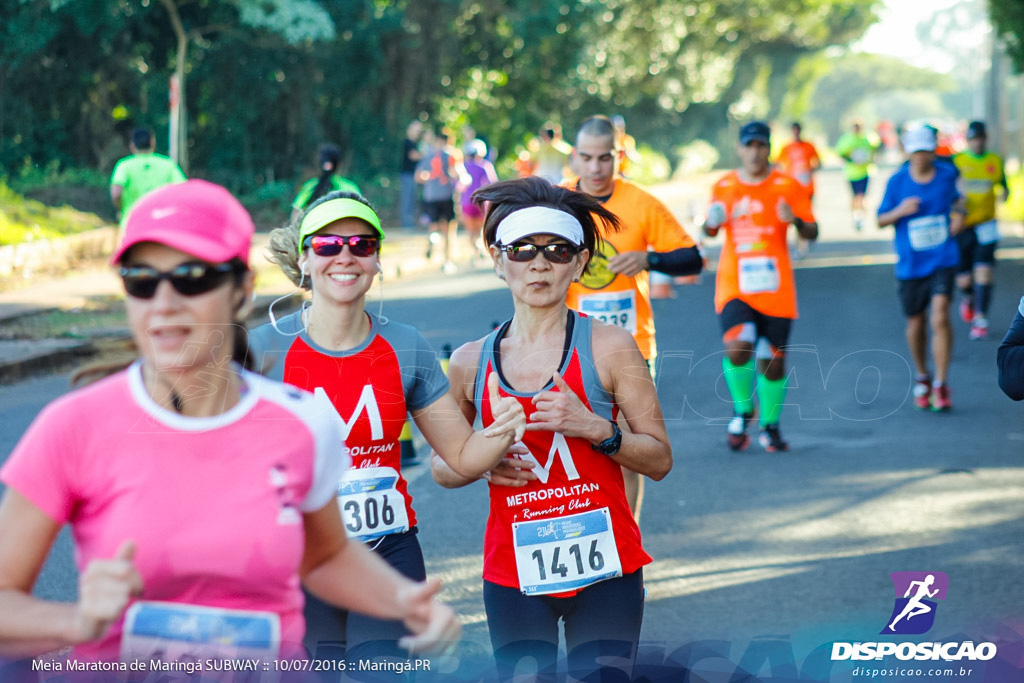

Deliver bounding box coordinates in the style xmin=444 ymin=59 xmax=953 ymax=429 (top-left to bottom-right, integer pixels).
xmin=423 ymin=198 xmax=456 ymax=222
xmin=850 ymin=177 xmax=869 ymax=196
xmin=719 ymin=298 xmax=793 ymax=356
xmin=956 ymin=225 xmax=998 ymax=273
xmin=897 ymin=267 xmax=956 ymax=317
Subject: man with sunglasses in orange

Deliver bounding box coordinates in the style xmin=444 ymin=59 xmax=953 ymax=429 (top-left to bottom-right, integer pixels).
xmin=566 ymin=115 xmax=703 ymax=521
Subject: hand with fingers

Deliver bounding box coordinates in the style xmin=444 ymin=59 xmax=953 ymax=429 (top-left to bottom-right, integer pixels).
xmin=483 ymin=443 xmax=537 ymax=487
xmin=527 ymin=371 xmax=604 ymax=441
xmin=606 ymin=251 xmax=650 ymax=277
xmin=396 ymin=577 xmax=462 ymax=656
xmin=483 ymin=373 xmax=526 ymax=443
xmin=72 ymin=541 xmax=144 ymax=644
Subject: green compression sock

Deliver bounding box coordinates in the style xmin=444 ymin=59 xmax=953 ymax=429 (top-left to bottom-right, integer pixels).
xmin=722 ymin=357 xmax=755 ymax=415
xmin=756 ymin=374 xmax=788 ymax=427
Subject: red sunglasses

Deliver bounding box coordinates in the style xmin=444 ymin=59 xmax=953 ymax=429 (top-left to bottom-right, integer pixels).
xmin=304 ymin=234 xmax=380 ymax=258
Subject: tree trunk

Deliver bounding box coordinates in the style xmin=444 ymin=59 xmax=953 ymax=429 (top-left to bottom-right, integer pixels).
xmin=161 ymin=0 xmax=190 ymax=173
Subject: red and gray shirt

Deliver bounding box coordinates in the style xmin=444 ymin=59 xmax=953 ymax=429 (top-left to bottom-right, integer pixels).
xmin=251 ymin=311 xmax=448 ymax=542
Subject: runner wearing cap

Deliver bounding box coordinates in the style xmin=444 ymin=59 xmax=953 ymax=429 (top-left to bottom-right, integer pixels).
xmin=566 ymin=114 xmax=702 ymax=520
xmin=432 ymin=177 xmax=672 ymax=682
xmin=704 ymin=121 xmax=818 ymax=452
xmin=952 ymin=121 xmax=1009 ymax=340
xmin=0 ymin=180 xmax=461 ymax=667
xmin=878 ymin=126 xmax=965 ymax=411
xmin=253 ymin=191 xmax=525 ymax=668
xmin=774 ymin=122 xmax=821 ymax=259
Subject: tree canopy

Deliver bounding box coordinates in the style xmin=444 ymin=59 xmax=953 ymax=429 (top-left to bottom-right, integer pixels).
xmin=2 ymin=0 xmax=886 ymax=218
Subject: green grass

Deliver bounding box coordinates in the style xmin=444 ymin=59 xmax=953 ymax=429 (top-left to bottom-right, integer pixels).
xmin=0 ymin=181 xmax=109 ymax=246
xmin=0 ymin=297 xmax=127 ymax=341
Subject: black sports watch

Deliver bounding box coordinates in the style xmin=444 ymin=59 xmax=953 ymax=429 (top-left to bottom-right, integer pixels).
xmin=592 ymin=421 xmax=623 ymax=456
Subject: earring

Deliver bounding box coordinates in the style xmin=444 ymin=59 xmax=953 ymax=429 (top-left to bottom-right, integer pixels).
xmin=497 ymin=272 xmax=505 ymax=280
xmin=572 ymin=277 xmax=580 ymax=283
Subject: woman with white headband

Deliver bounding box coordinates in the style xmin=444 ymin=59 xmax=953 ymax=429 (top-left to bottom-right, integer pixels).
xmin=253 ymin=191 xmax=526 ymax=669
xmin=432 ymin=177 xmax=673 ymax=682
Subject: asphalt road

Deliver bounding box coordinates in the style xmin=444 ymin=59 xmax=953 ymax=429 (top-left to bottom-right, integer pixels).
xmin=1 ymin=168 xmax=1023 ymax=682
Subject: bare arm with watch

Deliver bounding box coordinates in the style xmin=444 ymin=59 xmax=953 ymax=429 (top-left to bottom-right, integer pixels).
xmin=527 ymin=322 xmax=672 ymax=480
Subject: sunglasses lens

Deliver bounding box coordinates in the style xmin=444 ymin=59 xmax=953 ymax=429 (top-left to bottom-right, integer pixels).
xmin=169 ymin=264 xmax=233 ymax=296
xmin=309 ymin=235 xmax=379 ymax=257
xmin=120 ymin=264 xmax=235 ymax=298
xmin=506 ymin=243 xmax=539 ymax=262
xmin=309 ymin=236 xmax=343 ymax=257
xmin=121 ymin=268 xmax=160 ymax=298
xmin=349 ymin=237 xmax=379 ymax=257
xmin=543 ymin=244 xmax=576 ymax=264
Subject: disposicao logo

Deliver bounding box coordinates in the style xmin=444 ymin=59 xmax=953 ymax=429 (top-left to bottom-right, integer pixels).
xmin=881 ymin=571 xmax=948 ymax=635
xmin=831 ymin=571 xmax=998 ymax=663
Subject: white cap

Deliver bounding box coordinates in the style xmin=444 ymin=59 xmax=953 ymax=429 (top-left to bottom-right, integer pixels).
xmin=902 ymin=126 xmax=937 ymax=154
xmin=495 ymin=206 xmax=585 ymax=246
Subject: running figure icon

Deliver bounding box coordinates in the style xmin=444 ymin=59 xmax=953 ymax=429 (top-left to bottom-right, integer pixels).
xmin=887 ymin=574 xmax=939 ymax=632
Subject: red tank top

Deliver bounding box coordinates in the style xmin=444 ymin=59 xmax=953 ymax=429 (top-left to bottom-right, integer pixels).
xmin=475 ymin=312 xmax=651 ymax=596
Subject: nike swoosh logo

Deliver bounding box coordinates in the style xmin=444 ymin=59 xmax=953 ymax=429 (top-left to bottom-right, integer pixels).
xmin=151 ymin=208 xmax=179 ymax=220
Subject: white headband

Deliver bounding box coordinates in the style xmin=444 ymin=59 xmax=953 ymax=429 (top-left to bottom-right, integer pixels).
xmin=495 ymin=206 xmax=585 ymax=246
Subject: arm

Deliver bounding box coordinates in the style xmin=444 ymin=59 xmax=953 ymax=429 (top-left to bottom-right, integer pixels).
xmin=110 ymin=184 xmax=124 ymax=213
xmin=0 ymin=490 xmax=142 ymax=658
xmin=644 ymin=246 xmax=704 ymax=277
xmin=878 ymin=196 xmax=920 ymax=228
xmin=301 ymin=503 xmax=460 ymax=654
xmin=429 ymin=342 xmax=537 ymax=489
xmin=413 ymin=374 xmax=524 ymax=481
xmin=527 ymin=325 xmax=672 ymax=480
xmin=998 ymin=300 xmax=1024 ymax=400
xmin=776 ymin=198 xmax=818 ymax=241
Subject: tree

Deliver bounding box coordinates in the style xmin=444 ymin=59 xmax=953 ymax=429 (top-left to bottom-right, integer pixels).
xmin=989 ymin=0 xmax=1024 ymax=74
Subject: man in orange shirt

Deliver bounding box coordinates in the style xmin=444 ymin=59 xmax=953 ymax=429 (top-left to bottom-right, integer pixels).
xmin=705 ymin=121 xmax=818 ymax=452
xmin=774 ymin=122 xmax=820 ymax=259
xmin=567 ymin=114 xmax=703 ymax=519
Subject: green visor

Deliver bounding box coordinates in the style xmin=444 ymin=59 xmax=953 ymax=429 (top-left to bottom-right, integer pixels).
xmin=298 ymin=198 xmax=385 ymax=255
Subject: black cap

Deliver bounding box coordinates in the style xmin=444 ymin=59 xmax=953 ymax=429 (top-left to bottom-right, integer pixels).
xmin=739 ymin=121 xmax=771 ymax=145
xmin=966 ymin=121 xmax=987 ymax=139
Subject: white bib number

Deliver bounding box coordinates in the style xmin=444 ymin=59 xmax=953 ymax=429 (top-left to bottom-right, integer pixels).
xmin=851 ymin=148 xmax=869 ymax=164
xmin=578 ymin=291 xmax=637 ymax=334
xmin=738 ymin=256 xmax=780 ymax=294
xmin=338 ymin=467 xmax=409 ymax=542
xmin=120 ymin=601 xmax=280 ymax=663
xmin=907 ymin=215 xmax=949 ymax=251
xmin=512 ymin=508 xmax=622 ymax=596
xmin=975 ymin=220 xmax=999 ymax=245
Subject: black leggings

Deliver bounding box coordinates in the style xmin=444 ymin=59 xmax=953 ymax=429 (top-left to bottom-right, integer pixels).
xmin=303 ymin=528 xmax=426 ymax=678
xmin=483 ymin=570 xmax=644 ymax=683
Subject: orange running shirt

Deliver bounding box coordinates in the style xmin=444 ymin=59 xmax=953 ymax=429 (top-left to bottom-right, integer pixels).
xmin=774 ymin=141 xmax=820 ymax=195
xmin=566 ymin=179 xmax=697 ymax=360
xmin=710 ymin=169 xmax=814 ymax=319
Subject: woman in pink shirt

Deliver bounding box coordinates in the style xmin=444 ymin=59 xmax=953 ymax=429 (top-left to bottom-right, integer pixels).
xmin=0 ymin=180 xmax=460 ymax=668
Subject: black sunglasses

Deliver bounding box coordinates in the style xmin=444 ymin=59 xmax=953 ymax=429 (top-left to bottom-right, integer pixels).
xmin=120 ymin=262 xmax=241 ymax=299
xmin=500 ymin=241 xmax=580 ymax=264
xmin=304 ymin=234 xmax=380 ymax=258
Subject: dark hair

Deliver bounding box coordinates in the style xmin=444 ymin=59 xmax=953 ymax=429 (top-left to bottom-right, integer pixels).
xmin=304 ymin=144 xmax=342 ymax=210
xmin=473 ymin=177 xmax=620 ymax=272
xmin=131 ymin=127 xmax=153 ymax=149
